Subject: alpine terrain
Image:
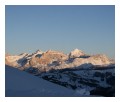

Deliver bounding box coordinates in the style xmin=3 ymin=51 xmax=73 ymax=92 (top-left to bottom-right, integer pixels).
xmin=5 ymin=49 xmax=115 ymax=97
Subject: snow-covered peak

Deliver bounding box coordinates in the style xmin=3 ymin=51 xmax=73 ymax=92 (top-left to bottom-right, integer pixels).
xmin=30 ymin=50 xmax=43 ymax=58
xmin=46 ymin=49 xmax=63 ymax=54
xmin=69 ymin=48 xmax=85 ymax=58
xmin=19 ymin=53 xmax=29 ymax=57
xmin=74 ymin=48 xmax=81 ymax=52
xmin=35 ymin=49 xmax=43 ymax=54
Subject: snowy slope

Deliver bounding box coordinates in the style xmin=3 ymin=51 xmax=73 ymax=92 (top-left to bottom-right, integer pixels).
xmin=5 ymin=65 xmax=86 ymax=97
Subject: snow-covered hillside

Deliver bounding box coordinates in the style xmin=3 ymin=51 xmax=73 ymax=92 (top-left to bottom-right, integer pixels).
xmin=38 ymin=67 xmax=115 ymax=97
xmin=6 ymin=65 xmax=89 ymax=97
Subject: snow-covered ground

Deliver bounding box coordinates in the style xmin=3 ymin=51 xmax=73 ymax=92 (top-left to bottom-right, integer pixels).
xmin=39 ymin=66 xmax=115 ymax=97
xmin=6 ymin=65 xmax=90 ymax=97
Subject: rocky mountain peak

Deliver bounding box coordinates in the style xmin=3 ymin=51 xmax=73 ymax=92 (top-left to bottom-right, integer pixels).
xmin=19 ymin=53 xmax=28 ymax=57
xmin=35 ymin=49 xmax=43 ymax=54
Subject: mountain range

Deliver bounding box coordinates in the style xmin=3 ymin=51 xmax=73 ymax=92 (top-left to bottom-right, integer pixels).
xmin=5 ymin=49 xmax=115 ymax=97
xmin=5 ymin=49 xmax=114 ymax=72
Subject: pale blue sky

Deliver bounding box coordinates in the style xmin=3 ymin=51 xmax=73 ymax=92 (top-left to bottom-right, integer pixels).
xmin=5 ymin=5 xmax=115 ymax=58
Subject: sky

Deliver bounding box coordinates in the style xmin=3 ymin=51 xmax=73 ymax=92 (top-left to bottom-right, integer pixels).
xmin=5 ymin=5 xmax=115 ymax=59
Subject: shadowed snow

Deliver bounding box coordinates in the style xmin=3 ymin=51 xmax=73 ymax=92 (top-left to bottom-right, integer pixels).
xmin=5 ymin=65 xmax=88 ymax=97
